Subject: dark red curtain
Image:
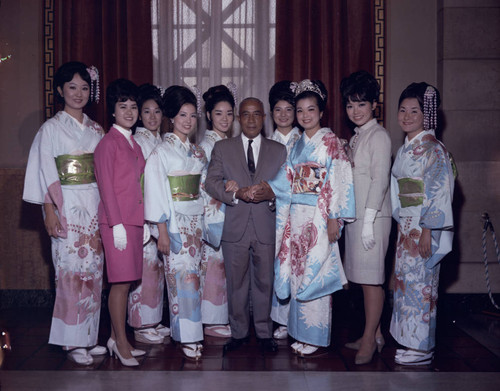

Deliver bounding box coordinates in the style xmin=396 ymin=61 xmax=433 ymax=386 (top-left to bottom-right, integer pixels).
xmin=54 ymin=0 xmax=153 ymax=129
xmin=275 ymin=0 xmax=375 ymax=140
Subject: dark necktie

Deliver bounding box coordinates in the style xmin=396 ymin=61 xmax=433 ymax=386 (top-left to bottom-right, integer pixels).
xmin=247 ymin=139 xmax=256 ymax=174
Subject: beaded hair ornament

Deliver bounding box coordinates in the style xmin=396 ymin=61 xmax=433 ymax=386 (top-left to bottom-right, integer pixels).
xmin=86 ymin=65 xmax=100 ymax=103
xmin=290 ymin=79 xmax=326 ymax=101
xmin=226 ymin=81 xmax=239 ymax=109
xmin=423 ymin=85 xmax=437 ymax=130
xmin=190 ymin=85 xmax=202 ymax=116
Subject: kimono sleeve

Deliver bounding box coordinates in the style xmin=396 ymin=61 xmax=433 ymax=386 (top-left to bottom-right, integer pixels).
xmin=144 ymin=148 xmax=182 ymax=253
xmin=23 ymin=122 xmax=68 ymax=236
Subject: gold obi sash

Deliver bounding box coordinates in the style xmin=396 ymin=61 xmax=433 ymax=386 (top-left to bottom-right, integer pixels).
xmin=292 ymin=163 xmax=327 ymax=195
xmin=55 ymin=153 xmax=96 ymax=185
xmin=397 ymin=177 xmax=424 ymax=208
xmin=168 ymin=174 xmax=201 ymax=201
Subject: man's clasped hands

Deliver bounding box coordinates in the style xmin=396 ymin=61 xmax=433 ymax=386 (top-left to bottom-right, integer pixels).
xmin=225 ymin=180 xmax=275 ymax=203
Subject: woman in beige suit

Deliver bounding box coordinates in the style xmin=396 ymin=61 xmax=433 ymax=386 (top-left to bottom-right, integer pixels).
xmin=340 ymin=71 xmax=392 ymax=365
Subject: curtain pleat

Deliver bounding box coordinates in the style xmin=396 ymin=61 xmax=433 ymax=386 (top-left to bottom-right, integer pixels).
xmin=275 ymin=0 xmax=374 ymax=140
xmin=55 ymin=0 xmax=153 ymax=129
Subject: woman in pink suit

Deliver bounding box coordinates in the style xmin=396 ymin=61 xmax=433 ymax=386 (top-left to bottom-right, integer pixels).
xmin=94 ymin=78 xmax=146 ymax=366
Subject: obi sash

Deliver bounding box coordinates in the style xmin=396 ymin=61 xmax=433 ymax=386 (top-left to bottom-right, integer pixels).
xmin=292 ymin=162 xmax=327 ymax=195
xmin=168 ymin=174 xmax=201 ymax=201
xmin=397 ymin=177 xmax=424 ymax=208
xmin=55 ymin=153 xmax=96 ymax=185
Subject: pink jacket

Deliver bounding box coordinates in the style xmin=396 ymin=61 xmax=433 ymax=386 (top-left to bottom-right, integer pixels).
xmin=94 ymin=127 xmax=146 ymax=227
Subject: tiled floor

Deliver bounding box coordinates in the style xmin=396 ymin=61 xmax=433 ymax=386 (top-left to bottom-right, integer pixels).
xmin=1 ymin=292 xmax=500 ymax=390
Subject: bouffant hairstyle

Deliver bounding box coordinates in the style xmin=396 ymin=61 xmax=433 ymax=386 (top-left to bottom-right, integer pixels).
xmin=340 ymin=70 xmax=380 ymax=107
xmin=295 ymin=79 xmax=328 ymax=112
xmin=398 ymin=82 xmax=441 ymax=111
xmin=138 ymin=84 xmax=163 ymax=112
xmin=268 ymin=80 xmax=295 ymax=111
xmin=105 ymin=79 xmax=139 ymax=129
xmin=53 ymin=61 xmax=92 ymax=104
xmin=202 ymin=85 xmax=235 ymax=129
xmin=162 ymin=85 xmax=197 ymax=119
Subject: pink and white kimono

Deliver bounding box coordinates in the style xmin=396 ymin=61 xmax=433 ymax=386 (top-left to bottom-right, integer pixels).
xmin=23 ymin=111 xmax=104 ymax=347
xmin=127 ymin=127 xmax=165 ymax=328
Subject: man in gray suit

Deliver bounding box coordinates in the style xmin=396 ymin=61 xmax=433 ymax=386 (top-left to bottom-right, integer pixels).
xmin=205 ymin=97 xmax=287 ymax=353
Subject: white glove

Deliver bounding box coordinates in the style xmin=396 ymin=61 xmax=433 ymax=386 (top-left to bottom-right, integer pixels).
xmin=112 ymin=223 xmax=127 ymax=251
xmin=143 ymin=223 xmax=151 ymax=245
xmin=361 ymin=208 xmax=377 ymax=251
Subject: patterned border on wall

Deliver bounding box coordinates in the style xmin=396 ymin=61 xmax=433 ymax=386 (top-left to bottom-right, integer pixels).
xmin=43 ymin=0 xmax=55 ymax=120
xmin=374 ymin=0 xmax=385 ymax=125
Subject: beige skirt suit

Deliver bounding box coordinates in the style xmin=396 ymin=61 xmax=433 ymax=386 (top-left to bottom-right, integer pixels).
xmin=344 ymin=118 xmax=392 ymax=285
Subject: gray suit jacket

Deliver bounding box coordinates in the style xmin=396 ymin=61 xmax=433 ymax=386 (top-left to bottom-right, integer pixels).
xmin=205 ymin=135 xmax=287 ymax=244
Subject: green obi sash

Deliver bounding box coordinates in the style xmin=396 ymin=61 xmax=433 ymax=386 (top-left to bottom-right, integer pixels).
xmin=55 ymin=153 xmax=96 ymax=185
xmin=168 ymin=174 xmax=201 ymax=201
xmin=397 ymin=177 xmax=424 ymax=208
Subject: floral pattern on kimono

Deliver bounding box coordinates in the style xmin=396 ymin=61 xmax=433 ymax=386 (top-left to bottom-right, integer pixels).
xmin=268 ymin=127 xmax=301 ymax=325
xmin=128 ymin=127 xmax=164 ymax=328
xmin=144 ymin=133 xmax=222 ymax=342
xmin=269 ymin=128 xmax=355 ymax=346
xmin=390 ymin=129 xmax=454 ymax=351
xmin=23 ymin=111 xmax=104 ymax=347
xmin=199 ymin=130 xmax=228 ymax=324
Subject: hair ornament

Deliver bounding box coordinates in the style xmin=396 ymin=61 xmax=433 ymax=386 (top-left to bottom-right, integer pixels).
xmin=227 ymin=81 xmax=239 ymax=109
xmin=86 ymin=65 xmax=100 ymax=103
xmin=423 ymin=85 xmax=437 ymax=130
xmin=290 ymin=79 xmax=326 ymax=101
xmin=190 ymin=85 xmax=202 ymax=116
xmin=156 ymin=85 xmax=167 ymax=96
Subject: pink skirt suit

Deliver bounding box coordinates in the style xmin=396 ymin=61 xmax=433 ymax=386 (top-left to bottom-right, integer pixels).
xmin=94 ymin=127 xmax=146 ymax=283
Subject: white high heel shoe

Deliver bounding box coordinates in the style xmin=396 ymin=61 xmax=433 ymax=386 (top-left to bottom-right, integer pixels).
xmin=110 ymin=341 xmax=139 ymax=367
xmin=107 ymin=337 xmax=146 ymax=357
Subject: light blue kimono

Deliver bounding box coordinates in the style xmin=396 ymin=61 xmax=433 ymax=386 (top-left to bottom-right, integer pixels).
xmin=390 ymin=129 xmax=455 ymax=351
xmin=269 ymin=128 xmax=355 ymax=346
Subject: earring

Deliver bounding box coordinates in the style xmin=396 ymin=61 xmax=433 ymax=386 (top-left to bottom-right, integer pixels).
xmin=112 ymin=114 xmax=115 ymax=117
xmin=171 ymin=119 xmax=174 ymax=124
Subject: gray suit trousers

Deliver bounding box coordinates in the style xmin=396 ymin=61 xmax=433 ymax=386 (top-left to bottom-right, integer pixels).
xmin=221 ymin=214 xmax=274 ymax=339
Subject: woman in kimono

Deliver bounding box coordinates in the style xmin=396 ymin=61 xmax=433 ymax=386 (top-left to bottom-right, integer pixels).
xmin=144 ymin=85 xmax=208 ymax=360
xmin=390 ymin=82 xmax=454 ymax=365
xmin=94 ymin=79 xmax=146 ymax=367
xmin=340 ymin=71 xmax=392 ymax=365
xmin=268 ymin=79 xmax=355 ymax=356
xmin=127 ymin=84 xmax=170 ymax=344
xmin=267 ymin=80 xmax=301 ymax=340
xmin=198 ymin=85 xmax=235 ymax=338
xmin=23 ymin=61 xmax=106 ymax=365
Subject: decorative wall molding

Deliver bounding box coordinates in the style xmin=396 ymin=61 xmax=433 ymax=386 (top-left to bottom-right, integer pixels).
xmin=374 ymin=0 xmax=385 ymax=125
xmin=43 ymin=0 xmax=55 ymax=120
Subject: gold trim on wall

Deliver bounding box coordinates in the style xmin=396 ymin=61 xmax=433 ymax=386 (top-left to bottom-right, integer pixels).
xmin=43 ymin=0 xmax=55 ymax=120
xmin=374 ymin=0 xmax=385 ymax=125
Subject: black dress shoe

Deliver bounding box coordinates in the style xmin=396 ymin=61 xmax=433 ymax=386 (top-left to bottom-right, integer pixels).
xmin=258 ymin=338 xmax=278 ymax=352
xmin=223 ymin=337 xmax=249 ymax=352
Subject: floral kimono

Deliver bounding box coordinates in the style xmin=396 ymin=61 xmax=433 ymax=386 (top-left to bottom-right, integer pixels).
xmin=268 ymin=126 xmax=301 ymax=325
xmin=23 ymin=111 xmax=104 ymax=347
xmin=127 ymin=127 xmax=165 ymax=328
xmin=269 ymin=128 xmax=355 ymax=346
xmin=199 ymin=130 xmax=228 ymax=324
xmin=144 ymin=133 xmax=222 ymax=343
xmin=390 ymin=129 xmax=454 ymax=351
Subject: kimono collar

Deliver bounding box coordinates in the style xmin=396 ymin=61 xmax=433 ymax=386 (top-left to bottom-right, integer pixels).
xmin=304 ymin=127 xmax=329 ymax=143
xmin=171 ymin=132 xmax=191 ymax=150
xmin=355 ymin=118 xmax=377 ymax=134
xmin=136 ymin=126 xmax=161 ymax=141
xmin=404 ymin=129 xmax=435 ymax=148
xmin=206 ymin=129 xmax=226 ymax=141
